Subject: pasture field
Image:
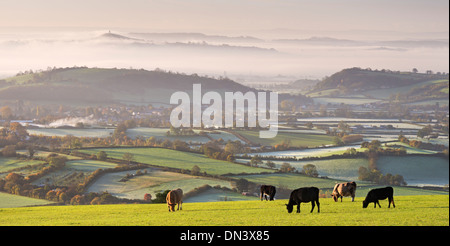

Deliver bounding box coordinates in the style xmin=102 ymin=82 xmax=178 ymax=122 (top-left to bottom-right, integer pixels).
xmin=377 ymin=156 xmax=449 ymax=187
xmin=27 ymin=128 xmax=114 ymax=138
xmin=86 ymin=168 xmax=233 ymax=200
xmin=79 ymin=148 xmax=274 ymax=175
xmin=0 ymin=195 xmax=447 ymax=226
xmin=16 ymin=150 xmax=83 ymax=160
xmin=0 ymin=192 xmax=55 ymax=208
xmin=126 ymin=127 xmax=210 ymax=143
xmin=231 ymin=173 xmax=448 ymax=197
xmin=29 ymin=159 xmax=119 ymax=187
xmin=0 ymin=157 xmax=45 ymax=173
xmin=232 ymin=130 xmax=334 ymax=147
xmin=0 ymin=157 xmax=45 ymax=178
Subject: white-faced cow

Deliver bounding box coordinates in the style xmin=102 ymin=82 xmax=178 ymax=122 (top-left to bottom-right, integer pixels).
xmin=362 ymin=186 xmax=395 ymax=208
xmin=331 ymin=181 xmax=357 ymax=202
xmin=166 ymin=188 xmax=183 ymax=212
xmin=260 ymin=185 xmax=276 ymax=201
xmin=285 ymin=187 xmax=320 ymax=213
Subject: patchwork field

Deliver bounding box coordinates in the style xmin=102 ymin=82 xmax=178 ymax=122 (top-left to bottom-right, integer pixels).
xmin=79 ymin=147 xmax=274 ymax=175
xmin=126 ymin=127 xmax=210 ymax=143
xmin=86 ymin=168 xmax=233 ymax=200
xmin=0 ymin=195 xmax=447 ymax=226
xmin=233 ymin=130 xmax=335 ymax=147
xmin=0 ymin=157 xmax=45 ymax=174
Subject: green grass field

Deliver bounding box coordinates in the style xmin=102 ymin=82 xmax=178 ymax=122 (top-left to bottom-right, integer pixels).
xmin=0 ymin=157 xmax=45 ymax=173
xmin=0 ymin=195 xmax=447 ymax=226
xmin=80 ymin=148 xmax=274 ymax=175
xmin=233 ymin=130 xmax=334 ymax=147
xmin=0 ymin=192 xmax=54 ymax=208
xmin=86 ymin=169 xmax=233 ymax=200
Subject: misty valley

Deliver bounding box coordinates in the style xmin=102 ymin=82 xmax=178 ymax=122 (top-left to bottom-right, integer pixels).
xmin=0 ymin=65 xmax=448 ymax=210
xmin=0 ymin=3 xmax=448 ymax=226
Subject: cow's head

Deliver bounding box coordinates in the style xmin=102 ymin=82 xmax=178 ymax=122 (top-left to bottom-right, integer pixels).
xmin=331 ymin=194 xmax=338 ymax=202
xmin=285 ymin=204 xmax=293 ymax=213
xmin=362 ymin=200 xmax=369 ymax=208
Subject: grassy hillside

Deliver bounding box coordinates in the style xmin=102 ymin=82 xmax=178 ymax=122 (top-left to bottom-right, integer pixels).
xmin=0 ymin=195 xmax=447 ymax=226
xmin=313 ymin=67 xmax=447 ymax=92
xmin=0 ymin=67 xmax=254 ymax=106
xmin=308 ymin=68 xmax=449 ymax=105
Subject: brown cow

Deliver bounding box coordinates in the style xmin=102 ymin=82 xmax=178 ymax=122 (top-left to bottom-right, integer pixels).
xmin=166 ymin=189 xmax=183 ymax=212
xmin=331 ymin=182 xmax=357 ymax=202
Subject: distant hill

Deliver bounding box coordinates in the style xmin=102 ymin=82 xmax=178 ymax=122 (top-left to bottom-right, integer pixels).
xmin=313 ymin=67 xmax=448 ymax=92
xmin=0 ymin=67 xmax=309 ymax=106
xmin=308 ymin=67 xmax=449 ymax=104
xmin=129 ymin=32 xmax=264 ymax=44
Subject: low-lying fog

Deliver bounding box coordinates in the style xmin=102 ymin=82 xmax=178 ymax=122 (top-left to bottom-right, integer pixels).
xmin=0 ymin=28 xmax=448 ymax=82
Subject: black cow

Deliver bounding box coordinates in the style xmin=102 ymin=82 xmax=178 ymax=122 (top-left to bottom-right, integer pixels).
xmin=260 ymin=185 xmax=276 ymax=201
xmin=285 ymin=187 xmax=320 ymax=213
xmin=362 ymin=186 xmax=395 ymax=208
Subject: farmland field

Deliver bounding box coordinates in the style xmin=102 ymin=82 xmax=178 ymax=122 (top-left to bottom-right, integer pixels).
xmin=0 ymin=192 xmax=55 ymax=208
xmin=0 ymin=195 xmax=447 ymax=226
xmin=86 ymin=168 xmax=233 ymax=200
xmin=29 ymin=159 xmax=119 ymax=186
xmin=233 ymin=130 xmax=334 ymax=147
xmin=0 ymin=157 xmax=45 ymax=175
xmin=27 ymin=128 xmax=114 ymax=138
xmin=80 ymin=147 xmax=274 ymax=175
xmin=126 ymin=127 xmax=211 ymax=143
xmin=377 ymin=156 xmax=449 ymax=187
xmin=242 ymin=144 xmax=362 ymax=159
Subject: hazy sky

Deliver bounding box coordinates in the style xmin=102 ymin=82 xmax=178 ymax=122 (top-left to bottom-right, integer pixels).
xmin=0 ymin=0 xmax=448 ymax=78
xmin=1 ymin=0 xmax=448 ymax=34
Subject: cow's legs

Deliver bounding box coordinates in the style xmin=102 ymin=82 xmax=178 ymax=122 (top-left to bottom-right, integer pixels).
xmin=376 ymin=200 xmax=381 ymax=208
xmin=351 ymin=195 xmax=355 ymax=202
xmin=296 ymin=203 xmax=301 ymax=213
xmin=388 ymin=197 xmax=395 ymax=208
xmin=310 ymin=201 xmax=315 ymax=213
xmin=316 ymin=200 xmax=320 ymax=213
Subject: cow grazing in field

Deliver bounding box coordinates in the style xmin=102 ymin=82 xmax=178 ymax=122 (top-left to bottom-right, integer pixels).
xmin=362 ymin=186 xmax=395 ymax=208
xmin=285 ymin=187 xmax=320 ymax=213
xmin=166 ymin=188 xmax=183 ymax=212
xmin=260 ymin=185 xmax=276 ymax=201
xmin=332 ymin=182 xmax=357 ymax=202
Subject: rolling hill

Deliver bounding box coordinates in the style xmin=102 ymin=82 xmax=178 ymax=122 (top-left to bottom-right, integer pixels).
xmin=0 ymin=66 xmax=311 ymax=107
xmin=0 ymin=67 xmax=256 ymax=106
xmin=307 ymin=67 xmax=449 ymax=104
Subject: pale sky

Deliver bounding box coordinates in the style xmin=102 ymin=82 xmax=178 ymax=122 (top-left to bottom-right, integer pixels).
xmin=1 ymin=0 xmax=448 ymax=34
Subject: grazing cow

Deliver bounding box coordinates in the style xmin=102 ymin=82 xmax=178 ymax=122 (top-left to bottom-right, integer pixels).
xmin=362 ymin=186 xmax=395 ymax=208
xmin=331 ymin=182 xmax=357 ymax=202
xmin=166 ymin=189 xmax=183 ymax=212
xmin=260 ymin=185 xmax=276 ymax=201
xmin=285 ymin=187 xmax=320 ymax=213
